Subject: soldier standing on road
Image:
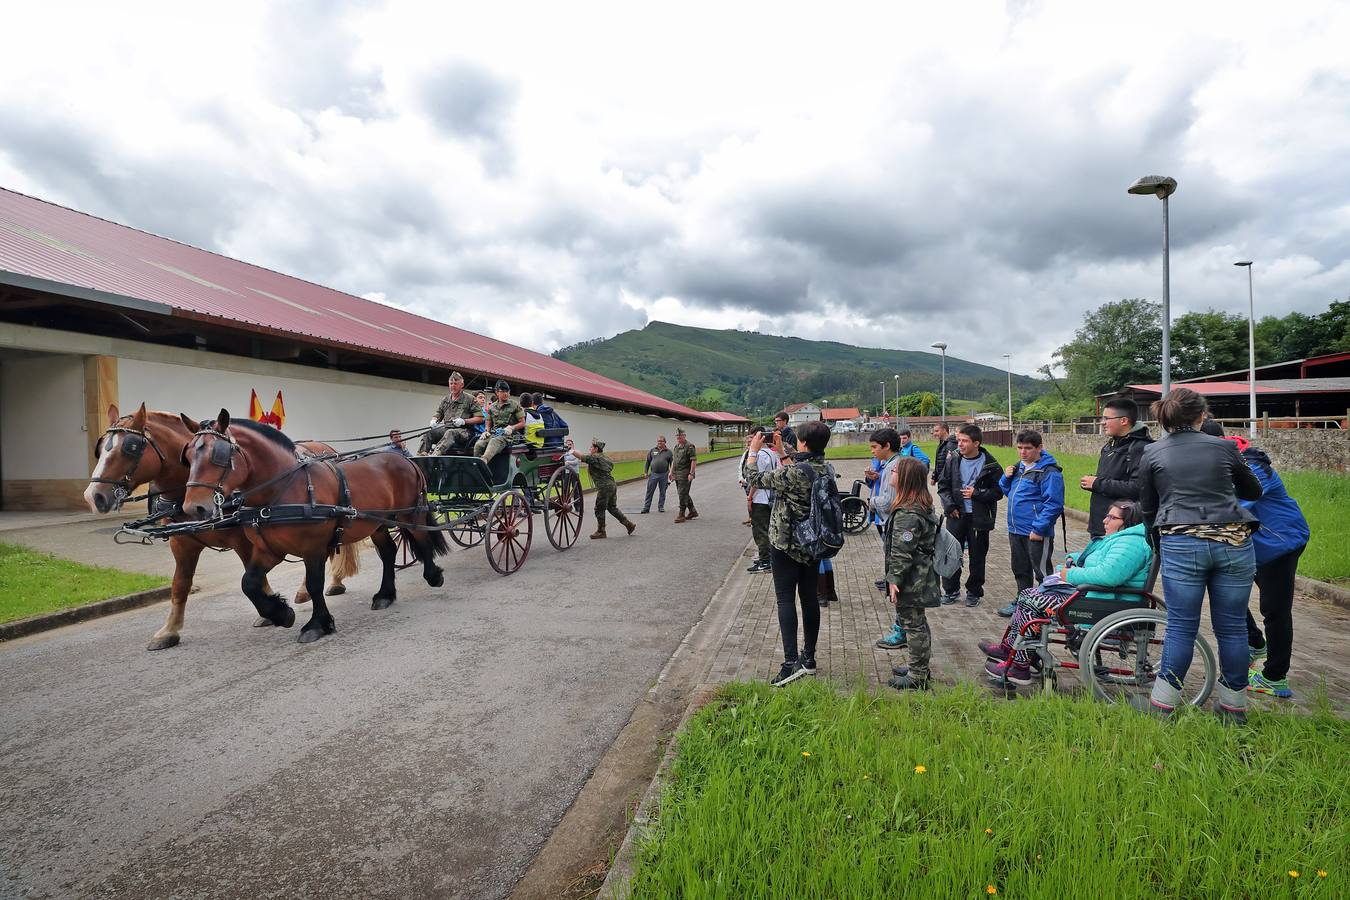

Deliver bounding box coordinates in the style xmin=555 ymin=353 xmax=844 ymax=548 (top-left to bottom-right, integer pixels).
xmin=421 ymin=372 xmax=485 ymax=454
xmin=569 ymin=438 xmax=636 ymax=539
xmin=473 ymin=380 xmax=526 ymax=464
xmin=671 ymin=428 xmax=699 ymax=522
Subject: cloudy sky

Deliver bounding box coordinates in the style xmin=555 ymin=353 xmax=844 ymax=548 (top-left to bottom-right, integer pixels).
xmin=2 ymin=0 xmax=1348 ymax=374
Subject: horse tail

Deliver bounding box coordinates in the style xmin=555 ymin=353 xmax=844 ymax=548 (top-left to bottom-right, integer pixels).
xmin=400 ymin=509 xmax=449 ymax=561
xmin=329 ymin=537 xmax=365 ymax=579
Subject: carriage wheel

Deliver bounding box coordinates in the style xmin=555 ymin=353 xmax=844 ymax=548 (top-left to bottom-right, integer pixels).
xmin=390 ymin=526 xmax=419 ymax=570
xmin=840 ymin=495 xmax=870 ymax=534
xmin=485 ymin=489 xmax=533 ymax=575
xmin=542 ymin=468 xmax=584 ymax=551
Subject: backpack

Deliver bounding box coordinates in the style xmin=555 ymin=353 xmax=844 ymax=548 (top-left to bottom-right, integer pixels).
xmin=791 ymin=461 xmax=846 ymax=560
xmin=931 ymin=524 xmax=963 ymax=578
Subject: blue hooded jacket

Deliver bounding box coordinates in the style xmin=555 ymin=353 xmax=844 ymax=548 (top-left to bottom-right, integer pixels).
xmin=1238 ymin=445 xmax=1310 ymax=565
xmin=999 ymin=450 xmax=1065 ymax=538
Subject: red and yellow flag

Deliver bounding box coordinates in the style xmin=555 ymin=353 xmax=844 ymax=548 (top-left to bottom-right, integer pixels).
xmin=249 ymin=389 xmax=265 ymax=422
xmin=248 ymin=389 xmax=286 ymax=429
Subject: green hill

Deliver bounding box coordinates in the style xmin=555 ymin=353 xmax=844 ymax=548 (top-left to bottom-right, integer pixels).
xmin=554 ymin=322 xmax=1046 ymax=416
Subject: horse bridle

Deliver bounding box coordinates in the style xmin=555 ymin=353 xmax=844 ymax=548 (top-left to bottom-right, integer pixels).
xmin=90 ymin=423 xmax=169 ymax=503
xmin=185 ymin=427 xmax=248 ymax=511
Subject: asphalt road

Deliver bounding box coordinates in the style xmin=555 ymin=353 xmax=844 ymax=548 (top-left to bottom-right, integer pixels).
xmin=1 ymin=460 xmax=747 ymax=899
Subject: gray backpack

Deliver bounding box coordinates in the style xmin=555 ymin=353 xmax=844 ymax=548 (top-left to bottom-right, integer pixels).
xmin=932 ymin=524 xmax=963 ymax=578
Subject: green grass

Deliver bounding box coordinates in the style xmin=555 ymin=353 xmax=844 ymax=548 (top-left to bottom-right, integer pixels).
xmin=828 ymin=441 xmax=1348 ymax=583
xmin=0 ymin=542 xmax=167 ymax=624
xmin=578 ymin=448 xmax=744 ymax=490
xmin=627 ymin=680 xmax=1349 ymax=899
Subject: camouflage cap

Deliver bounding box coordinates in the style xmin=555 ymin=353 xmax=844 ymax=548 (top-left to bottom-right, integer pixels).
xmin=676 ymin=427 xmax=686 ymax=436
xmin=591 ymin=438 xmax=606 ymax=451
xmin=449 ymin=371 xmax=464 ymax=382
xmin=494 ymin=379 xmax=510 ymax=392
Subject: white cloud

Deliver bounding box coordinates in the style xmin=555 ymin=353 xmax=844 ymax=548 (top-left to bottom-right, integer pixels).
xmin=1 ymin=0 xmax=1347 ymax=377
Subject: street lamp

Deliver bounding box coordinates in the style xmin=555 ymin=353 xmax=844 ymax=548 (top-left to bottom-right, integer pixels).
xmin=879 ymin=381 xmax=886 ymax=422
xmin=1235 ymin=260 xmax=1257 ymax=437
xmin=894 ymin=374 xmax=900 ymax=418
xmin=930 ymin=341 xmax=947 ymax=418
xmin=1128 ymin=175 xmax=1177 ymax=395
xmin=1001 ymin=353 xmax=1013 ymax=429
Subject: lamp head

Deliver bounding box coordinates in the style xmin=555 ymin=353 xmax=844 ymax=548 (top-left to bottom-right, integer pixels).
xmin=930 ymin=341 xmax=947 ymax=351
xmin=1234 ymin=260 xmax=1253 ymax=267
xmin=1127 ymin=175 xmax=1177 ymax=199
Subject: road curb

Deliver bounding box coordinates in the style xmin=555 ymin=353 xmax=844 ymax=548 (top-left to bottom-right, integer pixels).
xmin=0 ymin=586 xmax=172 ymax=642
xmin=1063 ymin=506 xmax=1349 ymax=610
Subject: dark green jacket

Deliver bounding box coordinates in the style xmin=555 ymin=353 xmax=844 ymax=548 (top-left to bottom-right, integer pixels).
xmin=742 ymin=453 xmax=830 ymax=564
xmin=574 ymin=452 xmax=616 ymax=489
xmin=885 ymin=505 xmax=942 ymax=608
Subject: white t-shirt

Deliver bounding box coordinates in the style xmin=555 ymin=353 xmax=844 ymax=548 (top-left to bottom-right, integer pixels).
xmin=750 ymin=447 xmax=778 ymax=505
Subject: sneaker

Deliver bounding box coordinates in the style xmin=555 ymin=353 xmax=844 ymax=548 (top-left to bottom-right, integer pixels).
xmin=997 ymin=602 xmax=1016 ymax=618
xmin=876 ymin=626 xmax=908 ymax=650
xmin=1248 ymin=644 xmax=1268 ymax=665
xmin=639 ymin=509 xmax=650 ymax=514
xmin=985 ymin=658 xmax=1033 ymax=685
xmin=771 ymin=660 xmax=809 ymax=687
xmin=978 ymin=639 xmax=1010 ymax=661
xmin=746 ymin=560 xmax=770 ymax=573
xmin=964 ymin=594 xmax=982 ymax=608
xmin=799 ymin=654 xmax=817 ymax=675
xmin=873 ymin=579 xmax=887 ymax=590
xmin=940 ymin=593 xmax=960 ymax=606
xmin=1248 ymin=670 xmax=1293 ymax=698
xmin=887 ymin=672 xmax=931 ymax=691
xmin=891 ymin=664 xmax=910 ymax=676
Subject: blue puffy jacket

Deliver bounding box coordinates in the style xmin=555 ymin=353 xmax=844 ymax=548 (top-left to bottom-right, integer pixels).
xmin=1239 ymin=446 xmax=1310 ymax=565
xmin=1064 ymin=523 xmax=1152 ymax=601
xmin=999 ymin=451 xmax=1065 ymax=538
xmin=897 ymin=442 xmax=930 ymax=467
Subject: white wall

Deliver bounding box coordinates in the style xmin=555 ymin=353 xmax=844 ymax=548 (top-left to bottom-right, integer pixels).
xmin=0 ymin=354 xmax=87 ymax=479
xmin=550 ymin=402 xmax=708 ymax=459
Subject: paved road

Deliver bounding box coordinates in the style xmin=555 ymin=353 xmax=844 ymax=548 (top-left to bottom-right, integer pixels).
xmin=1 ymin=460 xmax=746 ymax=899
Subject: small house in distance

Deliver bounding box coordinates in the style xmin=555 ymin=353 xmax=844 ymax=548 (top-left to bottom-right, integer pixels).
xmin=782 ymin=403 xmax=822 ymax=427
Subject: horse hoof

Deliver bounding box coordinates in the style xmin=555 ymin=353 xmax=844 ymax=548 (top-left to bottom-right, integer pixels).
xmin=278 ymin=605 xmax=296 ymax=628
xmin=298 ymin=627 xmax=323 ymax=644
xmin=253 ymin=616 xmax=274 ymax=628
xmin=371 ymin=594 xmax=395 ymax=611
xmin=294 ymin=592 xmax=311 ymax=605
xmin=146 ymin=634 xmax=181 ymax=651
xmin=426 ymin=568 xmax=444 ymax=588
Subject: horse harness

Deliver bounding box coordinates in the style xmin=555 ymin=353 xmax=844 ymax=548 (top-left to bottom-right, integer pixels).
xmin=91 ymin=422 xmax=178 ymax=514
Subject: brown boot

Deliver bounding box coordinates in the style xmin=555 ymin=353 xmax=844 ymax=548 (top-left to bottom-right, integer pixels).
xmin=625 ymin=520 xmax=636 ymax=535
xmin=818 ymin=569 xmax=839 ymax=603
xmin=674 ymin=514 xmax=686 ymax=523
xmin=590 ymin=529 xmax=606 ymax=539
xmin=686 ymin=508 xmax=699 ymax=520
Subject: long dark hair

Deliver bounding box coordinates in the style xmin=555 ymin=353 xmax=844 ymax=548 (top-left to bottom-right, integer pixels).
xmin=891 ymin=457 xmax=932 ymax=513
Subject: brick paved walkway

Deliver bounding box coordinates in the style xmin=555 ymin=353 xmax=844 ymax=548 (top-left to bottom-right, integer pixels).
xmin=707 ymin=458 xmax=1350 ymax=712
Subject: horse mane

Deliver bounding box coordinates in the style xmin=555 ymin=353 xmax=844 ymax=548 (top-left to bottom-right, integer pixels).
xmin=226 ymin=417 xmax=298 ymax=452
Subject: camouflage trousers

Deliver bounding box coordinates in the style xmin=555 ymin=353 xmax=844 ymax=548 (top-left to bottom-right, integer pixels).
xmin=474 ymin=433 xmax=511 ymax=464
xmin=433 ymin=427 xmax=474 ymax=455
xmin=674 ymin=474 xmax=695 ymax=513
xmin=895 ymin=605 xmax=932 ymax=679
xmin=594 ymin=484 xmax=630 ymax=532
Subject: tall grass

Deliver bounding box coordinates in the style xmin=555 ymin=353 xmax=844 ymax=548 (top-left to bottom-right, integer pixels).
xmin=627 ymin=681 xmax=1349 ymax=899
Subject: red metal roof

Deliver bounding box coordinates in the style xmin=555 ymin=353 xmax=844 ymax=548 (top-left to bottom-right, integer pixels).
xmin=0 ymin=188 xmax=712 ymax=421
xmin=821 ymin=407 xmax=860 ymax=420
xmin=1127 ymin=381 xmax=1288 ymax=396
xmin=703 ymin=411 xmax=751 ymax=424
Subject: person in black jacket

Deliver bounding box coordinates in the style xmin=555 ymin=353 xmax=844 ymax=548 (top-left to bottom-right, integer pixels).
xmin=1139 ymin=388 xmax=1262 ymax=723
xmin=1080 ymin=395 xmax=1153 ymax=539
xmin=930 ymin=422 xmax=959 ymax=485
xmin=936 ymin=424 xmax=1003 ymax=607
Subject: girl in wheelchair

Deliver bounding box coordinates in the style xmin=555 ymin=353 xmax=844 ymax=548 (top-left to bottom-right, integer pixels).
xmin=980 ymin=500 xmax=1152 ymax=685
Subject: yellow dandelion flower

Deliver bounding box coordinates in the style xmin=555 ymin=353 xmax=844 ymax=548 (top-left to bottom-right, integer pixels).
xmin=914 ymin=765 xmax=927 ymax=774
xmin=801 ymin=751 xmax=811 ymax=758
xmin=987 ymin=886 xmax=998 ymax=895
xmin=1317 ymin=870 xmax=1327 ymax=878
xmin=985 ymin=828 xmax=993 ymax=836
xmin=1288 ymin=870 xmax=1299 ymax=878
xmin=863 ymin=774 xmax=871 ymax=780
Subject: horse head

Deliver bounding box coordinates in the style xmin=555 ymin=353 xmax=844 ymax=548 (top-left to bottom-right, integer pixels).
xmin=181 ymin=409 xmax=253 ymax=522
xmin=84 ymin=402 xmax=178 ymax=513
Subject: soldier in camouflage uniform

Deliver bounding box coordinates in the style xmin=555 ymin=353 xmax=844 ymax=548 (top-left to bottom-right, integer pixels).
xmin=569 ymin=439 xmax=636 ymax=538
xmin=742 ymin=422 xmax=833 ymax=687
xmin=421 ymin=372 xmax=485 ymax=455
xmin=884 ymin=456 xmax=943 ymax=690
xmin=473 ymin=379 xmax=526 ymax=464
xmin=670 ymin=428 xmax=699 ymax=522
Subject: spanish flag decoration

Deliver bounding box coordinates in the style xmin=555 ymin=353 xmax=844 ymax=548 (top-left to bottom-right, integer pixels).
xmin=268 ymin=391 xmax=286 ymax=429
xmin=248 ymin=389 xmax=286 ymax=429
xmin=249 ymin=389 xmax=265 ymax=422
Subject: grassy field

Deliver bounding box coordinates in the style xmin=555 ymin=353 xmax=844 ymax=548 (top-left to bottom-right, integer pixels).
xmin=826 ymin=441 xmax=1348 ymax=583
xmin=0 ymin=542 xmax=167 ymax=624
xmin=627 ymin=681 xmax=1349 ymax=899
xmin=577 ymin=448 xmax=744 ymax=490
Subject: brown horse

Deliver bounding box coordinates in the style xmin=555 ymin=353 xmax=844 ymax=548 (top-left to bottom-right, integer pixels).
xmin=180 ymin=409 xmax=448 ymax=643
xmin=84 ymin=403 xmax=350 ymax=649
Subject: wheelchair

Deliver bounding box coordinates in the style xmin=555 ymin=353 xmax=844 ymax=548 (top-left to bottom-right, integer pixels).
xmin=998 ymin=558 xmax=1218 ymax=708
xmin=839 ymin=477 xmax=872 ymax=534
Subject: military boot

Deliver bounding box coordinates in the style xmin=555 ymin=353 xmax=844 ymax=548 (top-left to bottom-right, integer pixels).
xmin=625 ymin=520 xmax=637 ymax=535
xmin=674 ymin=510 xmax=686 ymax=523
xmin=686 ymin=506 xmax=699 ymax=520
xmin=590 ymin=529 xmax=607 ymax=540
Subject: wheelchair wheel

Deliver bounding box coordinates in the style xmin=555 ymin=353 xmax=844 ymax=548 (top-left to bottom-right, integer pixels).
xmin=840 ymin=496 xmax=870 ymax=534
xmin=1078 ymin=607 xmax=1217 ymax=708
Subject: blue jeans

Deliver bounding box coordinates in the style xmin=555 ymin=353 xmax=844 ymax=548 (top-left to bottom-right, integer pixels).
xmin=1158 ymin=534 xmax=1256 ymax=692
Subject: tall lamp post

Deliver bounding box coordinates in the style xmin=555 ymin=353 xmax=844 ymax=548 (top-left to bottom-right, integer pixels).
xmin=1128 ymin=175 xmax=1178 ymax=395
xmin=930 ymin=341 xmax=948 ymax=419
xmin=879 ymin=381 xmax=886 ymax=423
xmin=894 ymin=374 xmax=900 ymax=419
xmin=1001 ymin=353 xmax=1013 ymax=429
xmin=1235 ymin=260 xmax=1257 ymax=437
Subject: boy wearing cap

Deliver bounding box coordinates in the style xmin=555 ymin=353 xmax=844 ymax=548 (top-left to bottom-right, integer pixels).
xmin=474 ymin=380 xmax=526 ymax=463
xmin=569 ymin=438 xmax=636 ymax=538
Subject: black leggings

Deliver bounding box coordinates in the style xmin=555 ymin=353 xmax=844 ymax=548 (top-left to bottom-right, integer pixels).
xmin=771 ymin=547 xmax=820 ymax=662
xmin=1245 ymin=545 xmax=1304 ymax=682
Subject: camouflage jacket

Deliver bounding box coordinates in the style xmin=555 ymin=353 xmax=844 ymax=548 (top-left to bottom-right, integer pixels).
xmin=573 ymin=452 xmax=615 ymax=489
xmin=742 ymin=453 xmax=830 ymax=564
xmin=886 ymin=505 xmax=942 ymax=608
xmin=433 ymin=393 xmax=482 ymax=426
xmin=671 ymin=441 xmax=698 ymax=474
xmin=485 ymin=398 xmax=525 ymax=431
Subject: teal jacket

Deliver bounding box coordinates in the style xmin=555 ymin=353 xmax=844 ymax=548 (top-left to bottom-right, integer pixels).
xmin=1064 ymin=523 xmax=1152 ymax=601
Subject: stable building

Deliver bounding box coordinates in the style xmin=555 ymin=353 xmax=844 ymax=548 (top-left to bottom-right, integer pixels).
xmin=0 ymin=188 xmax=713 ymax=511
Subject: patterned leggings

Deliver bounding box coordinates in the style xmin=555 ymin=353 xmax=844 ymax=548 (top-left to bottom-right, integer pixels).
xmin=1007 ymin=584 xmax=1077 ymax=664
